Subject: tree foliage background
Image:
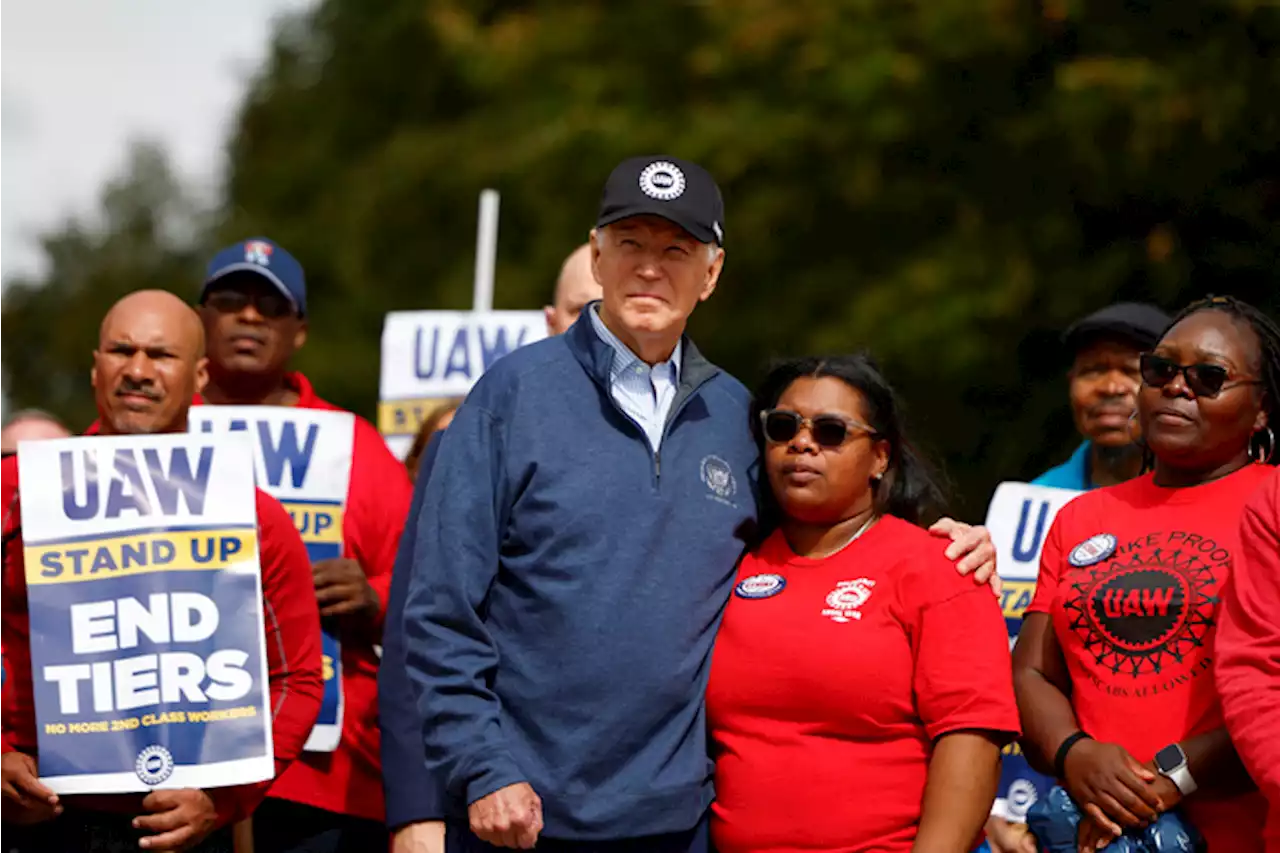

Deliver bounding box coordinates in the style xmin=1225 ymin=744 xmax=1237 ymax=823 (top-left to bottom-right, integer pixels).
xmin=5 ymin=0 xmax=1279 ymax=515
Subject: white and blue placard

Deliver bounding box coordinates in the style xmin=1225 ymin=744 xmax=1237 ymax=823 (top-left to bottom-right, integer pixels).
xmin=189 ymin=406 xmax=355 ymax=753
xmin=18 ymin=433 xmax=273 ymax=794
xmin=378 ymin=310 xmax=546 ymax=458
xmin=983 ymin=480 xmax=1083 ymax=822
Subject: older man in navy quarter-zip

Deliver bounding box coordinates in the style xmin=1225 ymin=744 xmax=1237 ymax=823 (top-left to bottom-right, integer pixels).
xmin=401 ymin=156 xmax=999 ymax=852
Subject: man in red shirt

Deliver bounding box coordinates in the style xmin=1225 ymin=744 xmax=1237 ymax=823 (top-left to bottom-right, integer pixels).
xmin=195 ymin=238 xmax=412 ymax=852
xmin=0 ymin=290 xmax=323 ymax=853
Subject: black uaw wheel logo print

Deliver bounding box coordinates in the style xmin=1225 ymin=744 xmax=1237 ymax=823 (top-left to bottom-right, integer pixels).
xmin=1065 ymin=545 xmax=1217 ymax=678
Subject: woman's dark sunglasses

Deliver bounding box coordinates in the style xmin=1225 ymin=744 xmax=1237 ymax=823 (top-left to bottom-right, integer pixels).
xmin=1139 ymin=353 xmax=1262 ymax=399
xmin=760 ymin=409 xmax=877 ymax=448
xmin=203 ymin=288 xmax=296 ymax=320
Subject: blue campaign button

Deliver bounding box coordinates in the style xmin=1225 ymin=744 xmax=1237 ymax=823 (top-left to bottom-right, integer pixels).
xmin=735 ymin=573 xmax=787 ymax=599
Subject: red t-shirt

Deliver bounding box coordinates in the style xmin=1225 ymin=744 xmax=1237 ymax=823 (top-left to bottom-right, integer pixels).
xmin=1028 ymin=464 xmax=1272 ymax=851
xmin=0 ymin=455 xmax=324 ymax=826
xmin=82 ymin=373 xmax=414 ymax=820
xmin=1217 ymin=468 xmax=1280 ymax=848
xmin=707 ymin=516 xmax=1020 ymax=853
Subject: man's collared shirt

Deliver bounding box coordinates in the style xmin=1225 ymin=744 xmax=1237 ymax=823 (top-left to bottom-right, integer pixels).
xmin=588 ymin=304 xmax=681 ymax=452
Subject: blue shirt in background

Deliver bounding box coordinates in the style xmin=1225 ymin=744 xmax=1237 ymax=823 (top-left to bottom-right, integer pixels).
xmin=1030 ymin=441 xmax=1093 ymax=491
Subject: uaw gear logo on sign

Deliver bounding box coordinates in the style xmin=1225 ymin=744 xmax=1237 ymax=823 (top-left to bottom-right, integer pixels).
xmin=1063 ymin=530 xmax=1221 ymax=691
xmin=1005 ymin=779 xmax=1039 ymax=821
xmin=135 ymin=744 xmax=175 ymax=786
xmin=639 ymin=161 xmax=686 ymax=201
xmin=822 ymin=578 xmax=876 ymax=623
xmin=700 ymin=455 xmax=737 ymax=506
xmin=244 ymin=240 xmax=273 ymax=266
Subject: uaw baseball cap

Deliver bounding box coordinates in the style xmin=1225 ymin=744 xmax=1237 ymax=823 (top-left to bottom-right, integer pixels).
xmin=201 ymin=238 xmax=307 ymax=316
xmin=597 ymin=156 xmax=725 ymax=245
xmin=1062 ymin=302 xmax=1171 ymax=355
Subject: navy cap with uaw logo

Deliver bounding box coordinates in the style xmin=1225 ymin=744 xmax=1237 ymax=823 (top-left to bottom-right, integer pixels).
xmin=596 ymin=156 xmax=725 ymax=246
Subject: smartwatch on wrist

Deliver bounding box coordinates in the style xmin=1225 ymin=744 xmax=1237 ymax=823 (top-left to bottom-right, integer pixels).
xmin=1154 ymin=742 xmax=1197 ymax=796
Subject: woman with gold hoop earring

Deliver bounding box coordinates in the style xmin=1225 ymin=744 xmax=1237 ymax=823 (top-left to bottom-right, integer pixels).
xmin=1014 ymin=294 xmax=1278 ymax=852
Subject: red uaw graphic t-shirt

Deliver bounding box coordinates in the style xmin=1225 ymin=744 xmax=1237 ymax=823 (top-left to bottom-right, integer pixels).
xmin=1028 ymin=464 xmax=1271 ymax=851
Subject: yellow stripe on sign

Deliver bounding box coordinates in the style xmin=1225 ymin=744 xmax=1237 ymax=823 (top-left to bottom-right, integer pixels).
xmin=377 ymin=398 xmax=457 ymax=437
xmin=25 ymin=529 xmax=258 ymax=585
xmin=1001 ymin=579 xmax=1038 ymax=620
xmin=280 ymin=502 xmax=344 ymax=545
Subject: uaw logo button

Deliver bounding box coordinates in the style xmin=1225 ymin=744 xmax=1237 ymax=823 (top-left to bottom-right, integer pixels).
xmin=135 ymin=744 xmax=175 ymax=786
xmin=735 ymin=573 xmax=786 ymax=599
xmin=1069 ymin=533 xmax=1117 ymax=568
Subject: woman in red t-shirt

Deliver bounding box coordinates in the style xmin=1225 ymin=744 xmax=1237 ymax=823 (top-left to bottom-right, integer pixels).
xmin=706 ymin=354 xmax=1020 ymax=853
xmin=1013 ymin=296 xmax=1279 ymax=852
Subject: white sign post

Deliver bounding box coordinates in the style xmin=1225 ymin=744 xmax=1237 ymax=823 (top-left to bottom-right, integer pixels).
xmin=376 ymin=189 xmax=547 ymax=457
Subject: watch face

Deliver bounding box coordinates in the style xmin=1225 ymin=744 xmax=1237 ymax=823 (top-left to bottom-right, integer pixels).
xmin=1155 ymin=744 xmax=1184 ymax=772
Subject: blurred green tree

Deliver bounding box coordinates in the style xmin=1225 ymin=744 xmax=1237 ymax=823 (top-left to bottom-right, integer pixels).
xmin=2 ymin=142 xmax=211 ymax=429
xmin=6 ymin=0 xmax=1279 ymax=511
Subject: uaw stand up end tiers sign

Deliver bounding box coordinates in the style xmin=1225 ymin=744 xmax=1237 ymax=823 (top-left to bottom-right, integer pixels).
xmin=18 ymin=433 xmax=273 ymax=794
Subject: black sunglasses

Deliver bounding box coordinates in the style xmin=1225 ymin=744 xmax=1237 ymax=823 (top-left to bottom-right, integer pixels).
xmin=1139 ymin=353 xmax=1262 ymax=399
xmin=203 ymin=288 xmax=296 ymax=320
xmin=759 ymin=409 xmax=877 ymax=448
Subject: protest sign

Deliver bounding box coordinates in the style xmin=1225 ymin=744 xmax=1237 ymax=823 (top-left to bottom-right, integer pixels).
xmin=983 ymin=480 xmax=1084 ymax=822
xmin=378 ymin=310 xmax=546 ymax=458
xmin=190 ymin=406 xmax=355 ymax=753
xmin=984 ymin=481 xmax=1084 ymax=644
xmin=19 ymin=433 xmax=272 ymax=794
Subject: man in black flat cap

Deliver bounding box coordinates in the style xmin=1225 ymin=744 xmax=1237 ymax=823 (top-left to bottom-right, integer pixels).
xmin=1032 ymin=302 xmax=1173 ymax=491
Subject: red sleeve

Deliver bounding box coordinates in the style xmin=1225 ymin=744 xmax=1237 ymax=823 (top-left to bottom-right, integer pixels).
xmin=902 ymin=541 xmax=1021 ymax=742
xmin=1216 ymin=470 xmax=1280 ymax=809
xmin=1 ymin=484 xmax=36 ymax=757
xmin=343 ymin=417 xmax=411 ymax=635
xmin=210 ymin=491 xmax=323 ymax=826
xmin=1026 ymin=511 xmax=1068 ymax=616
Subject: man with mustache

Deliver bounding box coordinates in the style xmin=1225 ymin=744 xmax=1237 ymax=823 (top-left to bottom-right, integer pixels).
xmin=196 ymin=239 xmax=413 ymax=852
xmin=1033 ymin=303 xmax=1173 ymax=491
xmin=1 ymin=290 xmax=324 ymax=852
